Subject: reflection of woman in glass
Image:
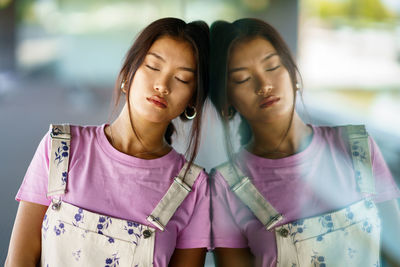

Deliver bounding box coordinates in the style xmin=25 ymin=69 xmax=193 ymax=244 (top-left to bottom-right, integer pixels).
xmin=6 ymin=18 xmax=210 ymax=267
xmin=209 ymin=18 xmax=400 ymax=267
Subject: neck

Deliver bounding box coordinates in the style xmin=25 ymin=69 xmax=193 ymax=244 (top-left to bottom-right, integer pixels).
xmin=106 ymin=105 xmax=171 ymax=159
xmin=246 ymin=112 xmax=313 ymax=159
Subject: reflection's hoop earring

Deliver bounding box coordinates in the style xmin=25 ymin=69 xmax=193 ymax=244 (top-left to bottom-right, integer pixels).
xmin=295 ymin=83 xmax=301 ymax=91
xmin=221 ymin=107 xmax=234 ymax=120
xmin=184 ymin=106 xmax=197 ymax=120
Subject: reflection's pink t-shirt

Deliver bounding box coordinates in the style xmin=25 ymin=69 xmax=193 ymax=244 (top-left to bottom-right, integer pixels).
xmin=211 ymin=125 xmax=400 ymax=266
xmin=16 ymin=124 xmax=210 ymax=266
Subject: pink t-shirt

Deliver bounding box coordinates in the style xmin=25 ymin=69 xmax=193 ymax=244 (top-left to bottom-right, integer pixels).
xmin=16 ymin=124 xmax=210 ymax=266
xmin=211 ymin=125 xmax=400 ymax=267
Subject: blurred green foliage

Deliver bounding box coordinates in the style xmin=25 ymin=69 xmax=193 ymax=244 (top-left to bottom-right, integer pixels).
xmin=304 ymin=0 xmax=397 ymax=26
xmin=14 ymin=0 xmax=34 ymax=23
xmin=0 ymin=0 xmax=11 ymax=9
xmin=13 ymin=0 xmax=398 ymax=28
xmin=12 ymin=0 xmax=274 ymax=25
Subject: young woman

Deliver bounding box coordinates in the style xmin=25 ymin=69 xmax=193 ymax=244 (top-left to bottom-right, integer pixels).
xmin=209 ymin=18 xmax=400 ymax=267
xmin=6 ymin=18 xmax=210 ymax=267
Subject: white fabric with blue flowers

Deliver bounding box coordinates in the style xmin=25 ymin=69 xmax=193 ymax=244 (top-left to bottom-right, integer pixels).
xmin=41 ymin=124 xmax=202 ymax=267
xmin=218 ymin=125 xmax=381 ymax=266
xmin=41 ymin=124 xmax=156 ymax=267
xmin=274 ymin=125 xmax=381 ymax=267
xmin=274 ymin=199 xmax=380 ymax=267
xmin=41 ymin=199 xmax=156 ymax=266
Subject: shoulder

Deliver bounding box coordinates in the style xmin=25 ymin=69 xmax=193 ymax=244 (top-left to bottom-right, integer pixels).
xmin=211 ymin=161 xmax=229 ymax=177
xmin=181 ymin=161 xmax=208 ymax=190
xmin=312 ymin=124 xmax=369 ymax=139
xmin=313 ymin=124 xmax=385 ymax=168
xmin=48 ymin=124 xmax=103 ymax=141
xmin=311 ymin=124 xmax=345 ymax=140
xmin=210 ymin=161 xmax=236 ymax=189
xmin=211 ymin=161 xmax=231 ymax=176
xmin=69 ymin=124 xmax=104 ymax=140
xmin=47 ymin=124 xmax=105 ymax=165
xmin=310 ymin=124 xmax=368 ymax=152
xmin=64 ymin=124 xmax=105 ymax=151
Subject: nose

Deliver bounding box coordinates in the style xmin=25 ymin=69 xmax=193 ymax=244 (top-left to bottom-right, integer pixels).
xmin=154 ymin=78 xmax=170 ymax=95
xmin=256 ymin=84 xmax=273 ymax=96
xmin=255 ymin=73 xmax=273 ymax=96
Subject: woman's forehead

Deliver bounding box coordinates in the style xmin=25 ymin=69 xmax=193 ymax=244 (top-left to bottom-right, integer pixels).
xmin=229 ymin=37 xmax=277 ymax=67
xmin=147 ymin=36 xmax=196 ymax=69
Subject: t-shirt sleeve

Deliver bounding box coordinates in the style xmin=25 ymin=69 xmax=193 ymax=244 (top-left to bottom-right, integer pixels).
xmin=175 ymin=170 xmax=211 ymax=249
xmin=210 ymin=169 xmax=248 ymax=249
xmin=369 ymin=136 xmax=400 ymax=203
xmin=15 ymin=130 xmax=52 ymax=206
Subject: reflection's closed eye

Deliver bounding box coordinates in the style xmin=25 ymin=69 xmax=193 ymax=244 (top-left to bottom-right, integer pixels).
xmin=175 ymin=77 xmax=189 ymax=84
xmin=266 ymin=65 xmax=281 ymax=72
xmin=234 ymin=77 xmax=251 ymax=84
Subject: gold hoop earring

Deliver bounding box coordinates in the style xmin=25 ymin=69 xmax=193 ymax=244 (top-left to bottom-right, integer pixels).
xmin=184 ymin=106 xmax=197 ymax=120
xmin=121 ymin=80 xmax=126 ymax=93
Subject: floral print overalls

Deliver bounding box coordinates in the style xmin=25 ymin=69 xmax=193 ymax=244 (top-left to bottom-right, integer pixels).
xmin=217 ymin=125 xmax=381 ymax=266
xmin=41 ymin=124 xmax=203 ymax=267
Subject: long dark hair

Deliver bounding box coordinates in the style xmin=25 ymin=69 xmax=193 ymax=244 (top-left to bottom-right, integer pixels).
xmin=209 ymin=18 xmax=301 ymax=160
xmin=113 ymin=17 xmax=209 ymax=171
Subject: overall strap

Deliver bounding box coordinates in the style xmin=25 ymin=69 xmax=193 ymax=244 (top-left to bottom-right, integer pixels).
xmin=47 ymin=124 xmax=71 ymax=197
xmin=342 ymin=125 xmax=375 ymax=195
xmin=147 ymin=162 xmax=203 ymax=231
xmin=216 ymin=162 xmax=283 ymax=231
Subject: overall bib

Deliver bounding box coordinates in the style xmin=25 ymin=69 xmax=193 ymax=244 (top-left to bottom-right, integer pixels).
xmin=41 ymin=124 xmax=203 ymax=266
xmin=217 ymin=125 xmax=381 ymax=266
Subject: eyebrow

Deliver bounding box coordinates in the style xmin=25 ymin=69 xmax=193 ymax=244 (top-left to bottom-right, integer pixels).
xmin=262 ymin=53 xmax=278 ymax=62
xmin=228 ymin=53 xmax=278 ymax=74
xmin=147 ymin=52 xmax=196 ymax=73
xmin=148 ymin=52 xmax=165 ymax=62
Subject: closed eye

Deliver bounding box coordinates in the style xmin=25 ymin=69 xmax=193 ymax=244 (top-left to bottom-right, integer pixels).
xmin=175 ymin=77 xmax=189 ymax=84
xmin=146 ymin=65 xmax=159 ymax=71
xmin=266 ymin=65 xmax=280 ymax=71
xmin=234 ymin=77 xmax=250 ymax=84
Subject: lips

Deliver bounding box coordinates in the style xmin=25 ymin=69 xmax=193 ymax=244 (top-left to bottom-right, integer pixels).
xmin=259 ymin=96 xmax=280 ymax=108
xmin=147 ymin=95 xmax=168 ymax=108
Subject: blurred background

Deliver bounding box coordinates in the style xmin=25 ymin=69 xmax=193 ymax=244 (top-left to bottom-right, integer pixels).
xmin=0 ymin=0 xmax=399 ymax=264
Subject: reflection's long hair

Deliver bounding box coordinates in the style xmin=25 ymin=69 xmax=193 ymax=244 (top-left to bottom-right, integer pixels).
xmin=113 ymin=17 xmax=209 ymax=171
xmin=209 ymin=18 xmax=301 ymax=160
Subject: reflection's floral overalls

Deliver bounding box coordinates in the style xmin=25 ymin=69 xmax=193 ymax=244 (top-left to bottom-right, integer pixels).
xmin=41 ymin=124 xmax=203 ymax=267
xmin=217 ymin=125 xmax=380 ymax=267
